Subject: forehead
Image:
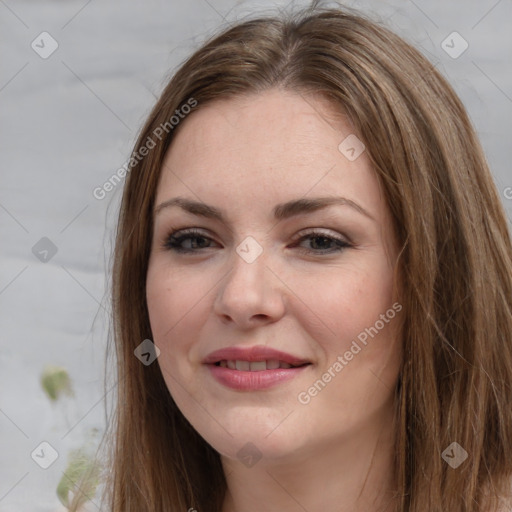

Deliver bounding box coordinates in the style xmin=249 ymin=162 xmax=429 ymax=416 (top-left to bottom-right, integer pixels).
xmin=156 ymin=89 xmax=383 ymax=218
xmin=165 ymin=89 xmax=350 ymax=163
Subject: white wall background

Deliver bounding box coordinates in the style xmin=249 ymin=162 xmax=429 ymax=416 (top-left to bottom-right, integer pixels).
xmin=1 ymin=0 xmax=511 ymax=510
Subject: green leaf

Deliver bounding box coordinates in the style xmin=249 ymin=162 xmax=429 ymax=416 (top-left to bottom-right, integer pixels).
xmin=56 ymin=449 xmax=101 ymax=509
xmin=40 ymin=366 xmax=73 ymax=402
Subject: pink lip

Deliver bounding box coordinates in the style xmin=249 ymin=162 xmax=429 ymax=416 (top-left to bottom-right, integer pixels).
xmin=203 ymin=345 xmax=311 ymax=391
xmin=202 ymin=345 xmax=309 ymax=366
xmin=207 ymin=364 xmax=310 ymax=391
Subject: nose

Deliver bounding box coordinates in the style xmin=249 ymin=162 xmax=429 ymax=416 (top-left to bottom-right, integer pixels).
xmin=213 ymin=245 xmax=286 ymax=329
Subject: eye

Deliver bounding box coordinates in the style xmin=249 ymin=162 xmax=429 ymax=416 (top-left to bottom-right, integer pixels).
xmin=291 ymin=229 xmax=352 ymax=255
xmin=162 ymin=228 xmax=352 ymax=255
xmin=163 ymin=228 xmax=217 ymax=253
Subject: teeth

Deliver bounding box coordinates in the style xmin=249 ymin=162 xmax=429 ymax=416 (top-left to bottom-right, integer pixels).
xmin=250 ymin=361 xmax=267 ymax=371
xmin=266 ymin=359 xmax=280 ymax=369
xmin=235 ymin=360 xmax=250 ymax=371
xmin=221 ymin=360 xmax=297 ymax=371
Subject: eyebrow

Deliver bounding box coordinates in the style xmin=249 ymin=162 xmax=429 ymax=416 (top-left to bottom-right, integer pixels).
xmin=154 ymin=196 xmax=376 ymax=223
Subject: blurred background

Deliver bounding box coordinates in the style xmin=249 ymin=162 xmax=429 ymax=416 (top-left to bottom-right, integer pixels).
xmin=1 ymin=0 xmax=511 ymax=510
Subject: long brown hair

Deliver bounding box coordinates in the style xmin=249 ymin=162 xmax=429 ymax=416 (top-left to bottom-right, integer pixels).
xmin=72 ymin=3 xmax=512 ymax=511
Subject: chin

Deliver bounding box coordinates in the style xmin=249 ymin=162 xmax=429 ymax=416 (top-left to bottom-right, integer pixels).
xmin=197 ymin=417 xmax=306 ymax=465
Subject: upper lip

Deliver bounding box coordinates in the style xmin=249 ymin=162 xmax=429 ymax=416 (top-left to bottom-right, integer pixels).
xmin=203 ymin=345 xmax=310 ymax=366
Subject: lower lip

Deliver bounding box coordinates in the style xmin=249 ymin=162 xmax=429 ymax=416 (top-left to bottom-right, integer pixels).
xmin=206 ymin=364 xmax=310 ymax=390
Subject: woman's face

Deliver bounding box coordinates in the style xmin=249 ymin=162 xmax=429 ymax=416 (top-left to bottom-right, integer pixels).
xmin=146 ymin=89 xmax=402 ymax=464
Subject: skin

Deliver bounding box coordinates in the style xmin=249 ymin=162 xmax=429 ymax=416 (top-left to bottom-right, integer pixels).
xmin=146 ymin=88 xmax=402 ymax=512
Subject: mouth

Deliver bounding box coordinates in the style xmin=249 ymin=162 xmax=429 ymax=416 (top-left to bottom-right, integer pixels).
xmin=213 ymin=360 xmax=311 ymax=371
xmin=203 ymin=345 xmax=312 ymax=389
xmin=207 ymin=359 xmax=312 ymax=391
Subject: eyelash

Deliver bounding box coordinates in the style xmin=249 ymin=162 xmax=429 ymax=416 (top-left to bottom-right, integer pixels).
xmin=162 ymin=228 xmax=352 ymax=255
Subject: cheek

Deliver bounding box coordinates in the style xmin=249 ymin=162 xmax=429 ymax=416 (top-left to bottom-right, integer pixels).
xmin=145 ymin=261 xmax=227 ymax=396
xmin=298 ymin=268 xmax=400 ymax=423
xmin=146 ymin=262 xmax=205 ymax=335
xmin=302 ymin=262 xmax=396 ymax=354
xmin=145 ymin=265 xmax=205 ymax=396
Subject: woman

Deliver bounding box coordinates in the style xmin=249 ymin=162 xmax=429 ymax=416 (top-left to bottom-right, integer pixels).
xmin=74 ymin=3 xmax=512 ymax=511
